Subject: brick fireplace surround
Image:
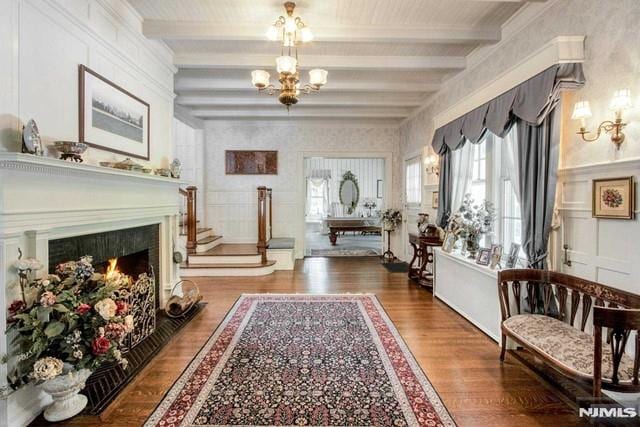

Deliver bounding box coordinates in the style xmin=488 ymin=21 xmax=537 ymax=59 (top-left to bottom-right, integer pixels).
xmin=0 ymin=153 xmax=184 ymax=426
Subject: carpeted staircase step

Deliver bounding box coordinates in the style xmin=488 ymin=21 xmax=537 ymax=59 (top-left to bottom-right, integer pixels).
xmin=180 ymin=260 xmax=276 ymax=269
xmin=198 ymin=235 xmax=222 ymax=245
xmin=180 ymin=227 xmax=211 ymax=237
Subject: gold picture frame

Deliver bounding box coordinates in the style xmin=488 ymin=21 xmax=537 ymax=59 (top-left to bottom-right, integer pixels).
xmin=592 ymin=177 xmax=635 ymax=219
xmin=432 ymin=191 xmax=439 ymax=209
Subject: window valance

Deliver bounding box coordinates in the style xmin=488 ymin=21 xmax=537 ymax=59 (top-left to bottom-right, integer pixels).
xmin=432 ymin=63 xmax=585 ymax=154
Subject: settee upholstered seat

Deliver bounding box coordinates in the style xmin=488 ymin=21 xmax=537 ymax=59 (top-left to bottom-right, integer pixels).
xmin=503 ymin=314 xmax=636 ymax=383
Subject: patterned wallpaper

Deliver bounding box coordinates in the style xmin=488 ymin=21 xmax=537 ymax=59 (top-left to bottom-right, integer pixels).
xmin=202 ymin=121 xmax=401 ymax=254
xmin=400 ymin=0 xmax=640 ymax=169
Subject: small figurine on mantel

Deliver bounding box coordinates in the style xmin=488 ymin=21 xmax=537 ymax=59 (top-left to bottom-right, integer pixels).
xmin=170 ymin=159 xmax=182 ymax=179
xmin=22 ymin=119 xmax=44 ymax=156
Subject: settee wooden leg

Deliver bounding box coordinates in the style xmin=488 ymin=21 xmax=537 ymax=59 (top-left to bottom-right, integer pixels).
xmin=500 ymin=334 xmax=507 ymax=362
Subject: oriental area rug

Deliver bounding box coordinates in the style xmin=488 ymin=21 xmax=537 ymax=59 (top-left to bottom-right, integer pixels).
xmin=145 ymin=294 xmax=456 ymax=427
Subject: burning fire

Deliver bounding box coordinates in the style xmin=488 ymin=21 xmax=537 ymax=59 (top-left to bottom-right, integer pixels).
xmin=106 ymin=258 xmax=119 ymax=280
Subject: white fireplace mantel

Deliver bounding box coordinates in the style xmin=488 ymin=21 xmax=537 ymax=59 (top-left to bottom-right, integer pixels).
xmin=0 ymin=153 xmax=185 ymax=426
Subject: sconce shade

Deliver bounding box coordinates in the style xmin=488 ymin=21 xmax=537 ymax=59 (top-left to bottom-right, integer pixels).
xmin=610 ymin=89 xmax=632 ymax=112
xmin=309 ymin=69 xmax=328 ymax=86
xmin=300 ymin=27 xmax=313 ymax=42
xmin=251 ymin=70 xmax=270 ymax=88
xmin=276 ymin=55 xmax=297 ymax=74
xmin=426 ymin=153 xmax=439 ymax=166
xmin=571 ymin=101 xmax=592 ymax=120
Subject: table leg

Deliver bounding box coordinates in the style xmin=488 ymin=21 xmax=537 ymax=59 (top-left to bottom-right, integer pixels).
xmin=329 ymin=230 xmax=337 ymax=246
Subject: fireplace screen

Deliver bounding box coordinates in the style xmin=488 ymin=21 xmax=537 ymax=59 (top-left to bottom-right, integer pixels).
xmin=107 ymin=257 xmax=156 ymax=353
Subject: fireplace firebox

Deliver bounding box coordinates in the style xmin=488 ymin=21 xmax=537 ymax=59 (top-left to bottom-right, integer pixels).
xmin=48 ymin=225 xmax=161 ymax=413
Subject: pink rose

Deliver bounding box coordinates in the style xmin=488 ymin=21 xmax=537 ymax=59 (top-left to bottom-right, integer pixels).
xmin=76 ymin=303 xmax=92 ymax=315
xmin=115 ymin=300 xmax=129 ymax=315
xmin=40 ymin=291 xmax=56 ymax=307
xmin=91 ymin=336 xmax=110 ymax=355
xmin=105 ymin=323 xmax=128 ymax=341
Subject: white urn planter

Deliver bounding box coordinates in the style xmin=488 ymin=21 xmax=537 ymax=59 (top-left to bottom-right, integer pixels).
xmin=40 ymin=369 xmax=92 ymax=422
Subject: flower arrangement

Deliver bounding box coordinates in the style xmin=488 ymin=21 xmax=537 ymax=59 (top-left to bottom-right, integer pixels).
xmin=7 ymin=256 xmax=133 ymax=387
xmin=381 ymin=208 xmax=403 ymax=231
xmin=447 ymin=194 xmax=496 ymax=256
xmin=602 ymin=188 xmax=623 ymax=208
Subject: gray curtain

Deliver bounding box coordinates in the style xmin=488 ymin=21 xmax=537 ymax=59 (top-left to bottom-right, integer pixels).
xmin=516 ymin=110 xmax=560 ymax=269
xmin=436 ymin=148 xmax=453 ymax=227
xmin=433 ymin=63 xmax=585 ymax=268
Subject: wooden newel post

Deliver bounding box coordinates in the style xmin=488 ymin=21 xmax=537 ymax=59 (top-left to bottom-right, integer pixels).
xmin=257 ymin=186 xmax=268 ymax=263
xmin=186 ymin=186 xmax=197 ymax=251
xmin=267 ymin=188 xmax=273 ymax=241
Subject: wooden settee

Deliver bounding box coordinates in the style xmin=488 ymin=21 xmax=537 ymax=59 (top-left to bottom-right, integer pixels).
xmin=498 ymin=269 xmax=640 ymax=397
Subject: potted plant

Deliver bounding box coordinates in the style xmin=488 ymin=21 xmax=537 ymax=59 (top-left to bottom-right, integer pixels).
xmin=381 ymin=208 xmax=402 ymax=231
xmin=7 ymin=256 xmax=133 ymax=422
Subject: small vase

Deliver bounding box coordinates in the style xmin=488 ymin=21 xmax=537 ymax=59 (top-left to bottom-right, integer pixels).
xmin=41 ymin=369 xmax=92 ymax=422
xmin=465 ymin=236 xmax=480 ymax=259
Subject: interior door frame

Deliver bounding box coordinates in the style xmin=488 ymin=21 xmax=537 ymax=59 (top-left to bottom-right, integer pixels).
xmin=296 ymin=150 xmax=394 ymax=259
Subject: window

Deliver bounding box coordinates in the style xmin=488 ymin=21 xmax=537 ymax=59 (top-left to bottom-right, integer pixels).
xmin=449 ymin=125 xmax=524 ymax=263
xmin=469 ymin=142 xmax=487 ymax=203
xmin=501 ymin=179 xmax=522 ymax=252
xmin=405 ymin=158 xmax=422 ymax=205
xmin=306 ymin=179 xmax=328 ymax=220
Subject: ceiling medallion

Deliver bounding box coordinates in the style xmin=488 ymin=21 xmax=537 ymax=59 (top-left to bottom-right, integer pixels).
xmin=251 ymin=2 xmax=328 ymax=109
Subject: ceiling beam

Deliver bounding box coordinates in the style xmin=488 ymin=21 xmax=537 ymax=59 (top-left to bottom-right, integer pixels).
xmin=190 ymin=107 xmax=412 ymax=119
xmin=174 ymin=78 xmax=441 ymax=93
xmin=176 ymin=96 xmax=424 ymax=108
xmin=143 ymin=21 xmax=501 ymax=45
xmin=174 ymin=54 xmax=466 ymax=71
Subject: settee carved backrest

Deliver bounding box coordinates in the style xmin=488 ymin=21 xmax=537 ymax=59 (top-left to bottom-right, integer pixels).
xmin=498 ymin=269 xmax=640 ymax=329
xmin=499 ymin=269 xmax=640 ymax=391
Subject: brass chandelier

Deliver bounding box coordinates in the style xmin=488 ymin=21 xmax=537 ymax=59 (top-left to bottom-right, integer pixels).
xmin=251 ymin=2 xmax=328 ymax=109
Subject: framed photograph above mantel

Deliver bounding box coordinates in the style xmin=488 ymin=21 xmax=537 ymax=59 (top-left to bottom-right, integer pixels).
xmin=79 ymin=65 xmax=150 ymax=160
xmin=225 ymin=150 xmax=278 ymax=175
xmin=592 ymin=177 xmax=635 ymax=219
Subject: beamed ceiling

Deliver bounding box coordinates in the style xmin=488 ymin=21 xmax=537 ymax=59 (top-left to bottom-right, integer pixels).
xmin=129 ymin=0 xmax=541 ymax=123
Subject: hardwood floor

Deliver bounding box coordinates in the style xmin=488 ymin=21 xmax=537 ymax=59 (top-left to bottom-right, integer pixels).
xmin=33 ymin=257 xmax=584 ymax=426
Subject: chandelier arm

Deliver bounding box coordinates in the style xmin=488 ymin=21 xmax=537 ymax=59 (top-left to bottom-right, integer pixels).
xmin=258 ymin=85 xmax=276 ymax=96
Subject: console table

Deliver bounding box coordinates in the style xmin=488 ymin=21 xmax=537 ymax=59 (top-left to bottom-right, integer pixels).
xmin=408 ymin=233 xmax=442 ymax=288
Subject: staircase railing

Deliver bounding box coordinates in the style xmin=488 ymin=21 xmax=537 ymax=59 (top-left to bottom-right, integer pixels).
xmin=257 ymin=186 xmax=273 ymax=263
xmin=180 ymin=186 xmax=198 ymax=252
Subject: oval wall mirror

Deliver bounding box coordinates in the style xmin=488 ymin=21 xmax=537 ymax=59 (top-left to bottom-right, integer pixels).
xmin=339 ymin=171 xmax=360 ymax=215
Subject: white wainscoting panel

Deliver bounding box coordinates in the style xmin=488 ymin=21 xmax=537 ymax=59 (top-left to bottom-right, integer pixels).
xmin=555 ymin=158 xmax=640 ymax=294
xmin=1 ymin=0 xmax=176 ymax=167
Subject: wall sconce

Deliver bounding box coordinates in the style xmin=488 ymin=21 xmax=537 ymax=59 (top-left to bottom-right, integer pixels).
xmin=424 ymin=154 xmax=439 ymax=176
xmin=571 ymin=89 xmax=632 ymax=150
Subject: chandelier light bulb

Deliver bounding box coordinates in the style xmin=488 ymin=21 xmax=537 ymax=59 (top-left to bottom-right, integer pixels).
xmin=309 ymin=69 xmax=328 ymax=87
xmin=266 ymin=25 xmax=279 ymax=41
xmin=251 ymin=70 xmax=271 ymax=88
xmin=276 ymin=56 xmax=297 ymax=75
xmin=284 ymin=17 xmax=297 ymax=34
xmin=300 ymin=27 xmax=313 ymax=43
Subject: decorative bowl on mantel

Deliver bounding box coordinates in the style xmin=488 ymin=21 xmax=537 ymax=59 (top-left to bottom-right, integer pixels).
xmin=51 ymin=141 xmax=88 ymax=163
xmin=112 ymin=158 xmax=145 ymax=172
